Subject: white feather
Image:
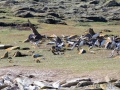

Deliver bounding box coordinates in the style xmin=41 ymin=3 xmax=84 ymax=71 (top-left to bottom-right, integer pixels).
xmin=33 ymin=81 xmax=47 ymax=89
xmin=52 ymin=81 xmax=61 ymax=89
xmin=92 ymin=33 xmax=100 ymax=39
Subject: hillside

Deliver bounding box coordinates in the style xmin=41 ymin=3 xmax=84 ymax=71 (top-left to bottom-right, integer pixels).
xmin=0 ymin=0 xmax=120 ymax=26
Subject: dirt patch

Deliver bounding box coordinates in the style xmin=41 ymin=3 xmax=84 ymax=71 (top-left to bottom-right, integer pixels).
xmin=0 ymin=65 xmax=77 ymax=81
xmin=0 ymin=65 xmax=120 ymax=82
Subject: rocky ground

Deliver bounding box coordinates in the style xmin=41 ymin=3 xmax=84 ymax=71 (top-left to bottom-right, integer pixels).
xmin=0 ymin=0 xmax=120 ymax=26
xmin=0 ymin=0 xmax=120 ymax=89
xmin=0 ymin=65 xmax=120 ymax=89
xmin=0 ymin=65 xmax=120 ymax=82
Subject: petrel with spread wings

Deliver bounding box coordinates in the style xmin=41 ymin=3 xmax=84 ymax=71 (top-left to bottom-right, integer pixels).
xmin=27 ymin=19 xmax=46 ymax=46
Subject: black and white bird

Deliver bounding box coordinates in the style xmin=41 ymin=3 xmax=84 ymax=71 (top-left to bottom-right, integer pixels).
xmin=109 ymin=37 xmax=120 ymax=57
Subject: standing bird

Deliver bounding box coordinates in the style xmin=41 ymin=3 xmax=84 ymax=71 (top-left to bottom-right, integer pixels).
xmin=51 ymin=35 xmax=65 ymax=55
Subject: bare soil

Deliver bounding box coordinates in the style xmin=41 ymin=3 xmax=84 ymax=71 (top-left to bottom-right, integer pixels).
xmin=0 ymin=65 xmax=120 ymax=82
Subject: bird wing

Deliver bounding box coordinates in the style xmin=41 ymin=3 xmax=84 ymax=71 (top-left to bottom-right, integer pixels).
xmin=28 ymin=19 xmax=40 ymax=35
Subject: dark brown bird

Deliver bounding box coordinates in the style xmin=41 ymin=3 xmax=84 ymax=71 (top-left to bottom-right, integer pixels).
xmin=27 ymin=19 xmax=47 ymax=46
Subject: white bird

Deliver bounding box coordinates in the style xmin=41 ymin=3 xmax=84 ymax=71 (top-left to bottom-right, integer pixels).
xmin=100 ymin=39 xmax=106 ymax=47
xmin=92 ymin=33 xmax=100 ymax=39
xmin=67 ymin=41 xmax=74 ymax=45
xmin=52 ymin=80 xmax=61 ymax=89
xmin=94 ymin=39 xmax=100 ymax=46
xmin=47 ymin=41 xmax=55 ymax=45
xmin=78 ymin=40 xmax=85 ymax=47
xmin=33 ymin=81 xmax=51 ymax=89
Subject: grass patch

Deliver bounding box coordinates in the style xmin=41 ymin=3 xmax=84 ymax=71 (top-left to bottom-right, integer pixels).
xmin=74 ymin=22 xmax=91 ymax=27
xmin=0 ymin=20 xmax=120 ymax=76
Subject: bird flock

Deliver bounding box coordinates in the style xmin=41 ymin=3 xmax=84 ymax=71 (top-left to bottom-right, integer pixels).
xmin=0 ymin=20 xmax=120 ymax=90
xmin=27 ymin=20 xmax=120 ymax=58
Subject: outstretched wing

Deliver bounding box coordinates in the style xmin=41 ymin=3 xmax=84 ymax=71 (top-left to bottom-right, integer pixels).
xmin=28 ymin=19 xmax=40 ymax=35
xmin=56 ymin=36 xmax=62 ymax=44
xmin=88 ymin=28 xmax=95 ymax=36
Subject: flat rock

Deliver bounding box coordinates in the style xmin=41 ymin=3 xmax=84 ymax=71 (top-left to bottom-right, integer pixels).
xmin=6 ymin=46 xmax=20 ymax=51
xmin=0 ymin=44 xmax=13 ymax=49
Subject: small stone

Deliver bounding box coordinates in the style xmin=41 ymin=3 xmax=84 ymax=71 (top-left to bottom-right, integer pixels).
xmin=78 ymin=49 xmax=86 ymax=54
xmin=1 ymin=51 xmax=9 ymax=59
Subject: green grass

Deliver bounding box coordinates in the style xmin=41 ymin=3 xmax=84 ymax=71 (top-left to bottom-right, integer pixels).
xmin=0 ymin=19 xmax=120 ymax=76
xmin=0 ymin=1 xmax=120 ymax=83
xmin=0 ymin=45 xmax=120 ymax=74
